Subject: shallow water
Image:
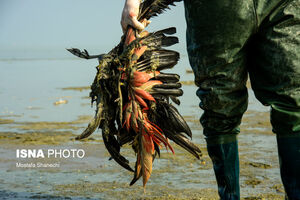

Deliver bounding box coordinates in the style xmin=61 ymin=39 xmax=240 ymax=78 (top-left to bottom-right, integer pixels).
xmin=0 ymin=51 xmax=284 ymax=199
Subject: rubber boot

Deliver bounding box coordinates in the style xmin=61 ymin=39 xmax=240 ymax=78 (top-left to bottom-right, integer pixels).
xmin=206 ymin=134 xmax=240 ymax=200
xmin=277 ymin=134 xmax=300 ymax=200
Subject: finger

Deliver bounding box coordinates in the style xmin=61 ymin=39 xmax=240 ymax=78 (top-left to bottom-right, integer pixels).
xmin=121 ymin=11 xmax=128 ymax=33
xmin=129 ymin=16 xmax=145 ymax=31
xmin=141 ymin=19 xmax=151 ymax=29
xmin=121 ymin=21 xmax=127 ymax=33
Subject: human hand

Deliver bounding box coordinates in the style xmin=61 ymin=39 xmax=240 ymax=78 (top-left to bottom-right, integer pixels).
xmin=121 ymin=0 xmax=150 ymax=33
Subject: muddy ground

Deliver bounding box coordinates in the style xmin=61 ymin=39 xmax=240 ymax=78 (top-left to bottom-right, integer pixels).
xmin=0 ymin=83 xmax=286 ymax=200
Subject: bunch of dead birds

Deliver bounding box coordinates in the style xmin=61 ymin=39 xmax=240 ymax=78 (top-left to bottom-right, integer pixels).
xmin=67 ymin=0 xmax=201 ymax=189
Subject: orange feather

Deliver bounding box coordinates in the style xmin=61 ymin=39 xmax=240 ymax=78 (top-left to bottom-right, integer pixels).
xmin=133 ymin=45 xmax=147 ymax=61
xmin=132 ymin=100 xmax=139 ymax=120
xmin=123 ymin=102 xmax=133 ymax=131
xmin=132 ymin=71 xmax=152 ymax=87
xmin=139 ymin=80 xmax=162 ymax=92
xmin=125 ymin=27 xmax=136 ymax=46
xmin=135 ymin=94 xmax=148 ymax=108
xmin=130 ymin=111 xmax=138 ymax=132
xmin=141 ymin=132 xmax=154 ymax=188
xmin=134 ymin=88 xmax=155 ymax=102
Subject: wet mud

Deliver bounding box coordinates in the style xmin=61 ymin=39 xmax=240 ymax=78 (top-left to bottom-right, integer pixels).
xmin=0 ymin=85 xmax=285 ymax=199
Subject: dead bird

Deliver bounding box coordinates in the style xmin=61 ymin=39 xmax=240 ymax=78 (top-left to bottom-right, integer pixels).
xmin=67 ymin=0 xmax=201 ymax=189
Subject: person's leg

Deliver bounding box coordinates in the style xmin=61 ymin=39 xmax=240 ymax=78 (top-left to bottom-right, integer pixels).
xmin=184 ymin=0 xmax=257 ymax=199
xmin=248 ymin=0 xmax=300 ymax=198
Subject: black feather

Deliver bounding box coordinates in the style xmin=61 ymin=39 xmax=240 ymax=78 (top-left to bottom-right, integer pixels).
xmin=118 ymin=129 xmax=135 ymax=146
xmin=138 ymin=0 xmax=182 ymax=20
xmin=150 ymin=88 xmax=183 ymax=96
xmin=154 ymin=142 xmax=161 ymax=158
xmin=164 ymin=130 xmax=202 ymax=159
xmin=152 ymin=82 xmax=181 ymax=89
xmin=130 ymin=155 xmax=142 ymax=186
xmin=170 ymin=96 xmax=180 ymax=105
xmin=152 ymin=27 xmax=177 ymax=35
xmin=164 ymin=103 xmax=192 ymax=138
xmin=102 ymin=131 xmax=134 ymax=172
xmin=142 ymin=34 xmax=179 ymax=49
xmin=137 ymin=49 xmax=179 ymax=71
xmin=148 ymin=101 xmax=201 ymax=159
xmin=154 ymin=73 xmax=180 ymax=83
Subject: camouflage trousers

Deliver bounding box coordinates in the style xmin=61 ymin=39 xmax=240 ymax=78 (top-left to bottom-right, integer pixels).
xmin=184 ymin=0 xmax=300 ymax=137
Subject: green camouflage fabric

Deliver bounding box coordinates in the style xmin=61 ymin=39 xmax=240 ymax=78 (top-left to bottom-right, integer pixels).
xmin=184 ymin=0 xmax=300 ymax=137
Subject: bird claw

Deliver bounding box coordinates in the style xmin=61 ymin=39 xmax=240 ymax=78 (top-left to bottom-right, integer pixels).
xmin=66 ymin=48 xmax=104 ymax=59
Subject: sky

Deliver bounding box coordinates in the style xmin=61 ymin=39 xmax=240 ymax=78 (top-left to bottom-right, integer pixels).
xmin=0 ymin=0 xmax=187 ymax=55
